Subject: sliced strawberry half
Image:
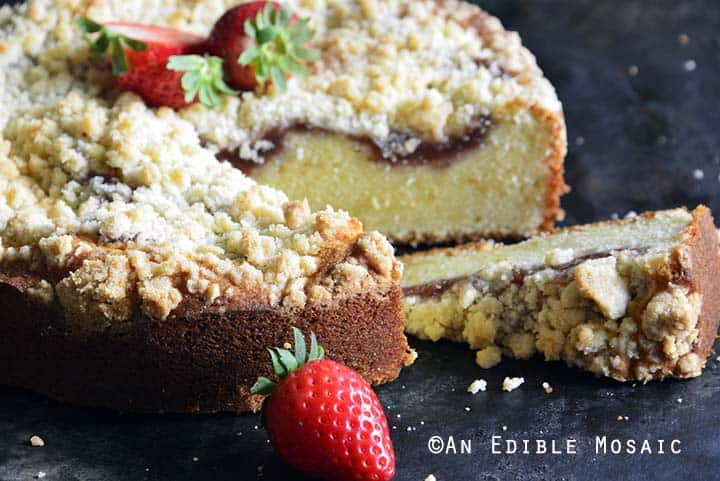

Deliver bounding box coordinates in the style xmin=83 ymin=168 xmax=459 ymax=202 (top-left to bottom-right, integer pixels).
xmin=76 ymin=17 xmax=236 ymax=109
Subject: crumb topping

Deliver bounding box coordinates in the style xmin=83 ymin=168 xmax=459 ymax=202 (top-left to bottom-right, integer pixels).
xmin=1 ymin=0 xmax=560 ymax=160
xmin=501 ymin=376 xmax=524 ymax=392
xmin=0 ymin=0 xmax=407 ymax=326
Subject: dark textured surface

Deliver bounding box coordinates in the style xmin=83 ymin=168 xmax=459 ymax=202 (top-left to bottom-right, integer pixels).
xmin=2 ymin=1 xmax=720 ymax=480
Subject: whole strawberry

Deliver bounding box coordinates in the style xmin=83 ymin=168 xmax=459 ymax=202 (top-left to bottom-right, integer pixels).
xmin=206 ymin=2 xmax=319 ymax=91
xmin=252 ymin=328 xmax=395 ymax=481
xmin=76 ymin=17 xmax=237 ymax=109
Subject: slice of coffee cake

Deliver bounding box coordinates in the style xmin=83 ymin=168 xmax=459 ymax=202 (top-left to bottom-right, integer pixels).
xmin=401 ymin=207 xmax=720 ymax=381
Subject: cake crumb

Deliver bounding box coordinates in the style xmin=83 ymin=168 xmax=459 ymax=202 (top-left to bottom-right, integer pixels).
xmin=502 ymin=377 xmax=524 ymax=392
xmin=408 ymin=349 xmax=419 ymax=363
xmin=282 ymin=342 xmax=292 ymax=349
xmin=502 ymin=425 xmax=508 ymax=431
xmin=464 ymin=406 xmax=471 ymax=412
xmin=29 ymin=435 xmax=45 ymax=447
xmin=684 ymin=59 xmax=697 ymax=72
xmin=467 ymin=379 xmax=487 ymax=394
xmin=678 ymin=33 xmax=689 ymax=46
xmin=677 ymin=398 xmax=683 ymax=403
xmin=425 ymin=475 xmax=437 ymax=481
xmin=627 ymin=65 xmax=639 ymax=77
xmin=192 ymin=457 xmax=199 ymax=462
xmin=617 ymin=415 xmax=623 ymax=421
xmin=542 ymin=382 xmax=553 ymax=394
xmin=36 ymin=472 xmax=46 ymax=479
xmin=693 ymin=169 xmax=704 ymax=180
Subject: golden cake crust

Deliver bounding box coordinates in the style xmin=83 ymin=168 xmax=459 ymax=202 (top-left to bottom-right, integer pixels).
xmin=0 ymin=265 xmax=412 ymax=413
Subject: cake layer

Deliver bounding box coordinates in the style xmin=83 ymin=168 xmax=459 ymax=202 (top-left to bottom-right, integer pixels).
xmin=401 ymin=207 xmax=720 ymax=381
xmin=236 ymin=101 xmax=565 ymax=243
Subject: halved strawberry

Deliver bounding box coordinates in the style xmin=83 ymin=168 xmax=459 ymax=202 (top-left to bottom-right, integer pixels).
xmin=76 ymin=17 xmax=236 ymax=109
xmin=251 ymin=328 xmax=396 ymax=481
xmin=206 ymin=2 xmax=319 ymax=91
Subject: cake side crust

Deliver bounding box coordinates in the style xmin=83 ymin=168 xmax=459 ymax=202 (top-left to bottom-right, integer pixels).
xmin=675 ymin=205 xmax=720 ymax=371
xmin=0 ymin=271 xmax=411 ymax=413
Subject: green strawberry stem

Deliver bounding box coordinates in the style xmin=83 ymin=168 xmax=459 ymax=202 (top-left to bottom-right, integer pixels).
xmin=75 ymin=17 xmax=148 ymax=76
xmin=251 ymin=327 xmax=325 ymax=396
xmin=238 ymin=3 xmax=320 ymax=91
xmin=167 ymin=55 xmax=238 ymax=108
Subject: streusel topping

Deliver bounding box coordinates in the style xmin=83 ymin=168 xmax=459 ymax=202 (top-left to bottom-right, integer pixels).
xmin=1 ymin=0 xmax=561 ymax=158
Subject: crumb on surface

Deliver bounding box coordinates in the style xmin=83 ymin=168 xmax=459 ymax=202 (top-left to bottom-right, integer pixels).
xmin=502 ymin=377 xmax=524 ymax=392
xmin=36 ymin=472 xmax=46 ymax=479
xmin=542 ymin=381 xmax=553 ymax=394
xmin=678 ymin=33 xmax=689 ymax=46
xmin=502 ymin=425 xmax=508 ymax=431
xmin=684 ymin=59 xmax=697 ymax=72
xmin=693 ymin=168 xmax=704 ymax=180
xmin=467 ymin=379 xmax=488 ymax=394
xmin=425 ymin=475 xmax=437 ymax=481
xmin=627 ymin=65 xmax=639 ymax=77
xmin=29 ymin=435 xmax=44 ymax=447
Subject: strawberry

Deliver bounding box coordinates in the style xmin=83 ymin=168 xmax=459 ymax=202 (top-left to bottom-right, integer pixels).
xmin=206 ymin=2 xmax=319 ymax=91
xmin=76 ymin=17 xmax=237 ymax=109
xmin=251 ymin=328 xmax=396 ymax=481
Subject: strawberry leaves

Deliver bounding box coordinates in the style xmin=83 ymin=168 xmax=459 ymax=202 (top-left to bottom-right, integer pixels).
xmin=166 ymin=55 xmax=237 ymax=108
xmin=76 ymin=17 xmax=148 ymax=76
xmin=238 ymin=3 xmax=320 ymax=91
xmin=251 ymin=328 xmax=324 ymax=396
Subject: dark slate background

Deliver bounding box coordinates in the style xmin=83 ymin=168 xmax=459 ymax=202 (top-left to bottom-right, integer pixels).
xmin=2 ymin=1 xmax=720 ymax=480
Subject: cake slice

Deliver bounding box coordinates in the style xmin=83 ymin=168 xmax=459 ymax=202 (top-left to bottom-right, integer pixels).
xmin=401 ymin=207 xmax=720 ymax=381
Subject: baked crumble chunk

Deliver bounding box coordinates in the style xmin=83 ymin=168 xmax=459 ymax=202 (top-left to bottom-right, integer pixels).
xmin=0 ymin=0 xmax=566 ymax=245
xmin=0 ymin=0 xmax=413 ymax=412
xmin=401 ymin=207 xmax=720 ymax=382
